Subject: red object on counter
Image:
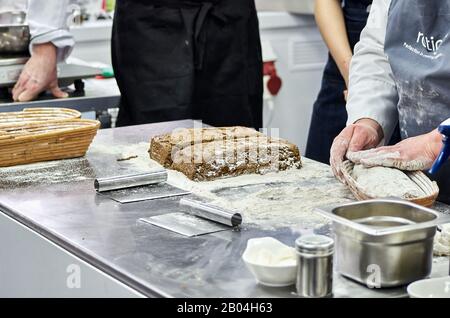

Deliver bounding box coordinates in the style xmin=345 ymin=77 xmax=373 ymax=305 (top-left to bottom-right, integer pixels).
xmin=263 ymin=61 xmax=282 ymax=96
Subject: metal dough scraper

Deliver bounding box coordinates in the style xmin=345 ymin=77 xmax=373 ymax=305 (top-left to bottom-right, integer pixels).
xmin=94 ymin=170 xmax=190 ymax=203
xmin=139 ymin=198 xmax=243 ymax=237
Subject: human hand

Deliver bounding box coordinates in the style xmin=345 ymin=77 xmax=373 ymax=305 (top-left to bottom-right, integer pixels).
xmin=330 ymin=118 xmax=383 ymax=182
xmin=12 ymin=43 xmax=68 ymax=102
xmin=347 ymin=130 xmax=442 ymax=171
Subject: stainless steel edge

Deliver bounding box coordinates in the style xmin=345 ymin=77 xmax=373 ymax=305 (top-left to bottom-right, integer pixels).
xmin=315 ymin=198 xmax=450 ymax=236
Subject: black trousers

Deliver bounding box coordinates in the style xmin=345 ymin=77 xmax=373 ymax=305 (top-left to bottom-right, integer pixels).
xmin=305 ymin=2 xmax=371 ymax=164
xmin=112 ymin=0 xmax=263 ymax=130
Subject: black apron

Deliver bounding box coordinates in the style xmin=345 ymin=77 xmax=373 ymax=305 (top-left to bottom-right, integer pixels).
xmin=112 ymin=0 xmax=263 ymax=130
xmin=385 ymin=0 xmax=450 ymax=203
xmin=306 ymin=0 xmax=398 ymax=164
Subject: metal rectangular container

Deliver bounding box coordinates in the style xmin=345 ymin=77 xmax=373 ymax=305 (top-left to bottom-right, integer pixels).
xmin=316 ymin=199 xmax=450 ymax=287
xmin=0 ymin=11 xmax=29 ymax=54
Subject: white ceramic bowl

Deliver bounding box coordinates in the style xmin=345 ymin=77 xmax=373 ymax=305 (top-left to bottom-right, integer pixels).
xmin=242 ymin=237 xmax=297 ymax=287
xmin=407 ymin=277 xmax=450 ymax=298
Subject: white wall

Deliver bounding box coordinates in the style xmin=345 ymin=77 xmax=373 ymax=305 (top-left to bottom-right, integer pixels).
xmin=70 ymin=21 xmax=113 ymax=65
xmin=259 ymin=13 xmax=327 ymax=153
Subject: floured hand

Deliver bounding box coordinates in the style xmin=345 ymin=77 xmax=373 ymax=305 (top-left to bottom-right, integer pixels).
xmin=347 ymin=131 xmax=442 ymax=171
xmin=330 ymin=118 xmax=383 ymax=182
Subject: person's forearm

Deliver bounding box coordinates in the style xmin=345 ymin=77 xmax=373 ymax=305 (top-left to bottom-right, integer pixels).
xmin=28 ymin=0 xmax=74 ymax=62
xmin=346 ymin=0 xmax=398 ymax=144
xmin=32 ymin=42 xmax=57 ymax=59
xmin=315 ymin=0 xmax=353 ymax=86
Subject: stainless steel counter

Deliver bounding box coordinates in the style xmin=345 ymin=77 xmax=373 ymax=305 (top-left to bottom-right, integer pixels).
xmin=0 ymin=120 xmax=448 ymax=298
xmin=0 ymin=78 xmax=120 ymax=113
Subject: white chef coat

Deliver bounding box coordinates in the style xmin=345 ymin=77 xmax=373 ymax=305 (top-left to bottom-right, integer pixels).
xmin=0 ymin=0 xmax=26 ymax=12
xmin=346 ymin=0 xmax=398 ymax=143
xmin=27 ymin=0 xmax=74 ymax=62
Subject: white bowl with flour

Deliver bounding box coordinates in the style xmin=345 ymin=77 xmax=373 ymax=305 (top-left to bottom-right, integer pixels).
xmin=407 ymin=277 xmax=450 ymax=298
xmin=242 ymin=237 xmax=297 ymax=287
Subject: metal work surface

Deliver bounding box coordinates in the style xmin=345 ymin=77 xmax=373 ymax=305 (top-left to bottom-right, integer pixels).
xmin=0 ymin=120 xmax=448 ymax=298
xmin=0 ymin=63 xmax=101 ymax=87
xmin=0 ymin=78 xmax=120 ymax=112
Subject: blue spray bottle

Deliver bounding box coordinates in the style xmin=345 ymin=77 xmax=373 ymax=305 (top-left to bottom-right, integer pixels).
xmin=429 ymin=119 xmax=450 ymax=175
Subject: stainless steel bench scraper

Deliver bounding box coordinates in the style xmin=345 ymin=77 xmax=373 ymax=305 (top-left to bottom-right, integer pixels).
xmin=139 ymin=198 xmax=243 ymax=237
xmin=95 ymin=170 xmax=190 ymax=203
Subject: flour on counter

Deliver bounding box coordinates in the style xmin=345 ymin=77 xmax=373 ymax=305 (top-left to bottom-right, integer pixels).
xmin=434 ymin=224 xmax=450 ymax=256
xmin=91 ymin=142 xmax=353 ymax=230
xmin=167 ymin=158 xmax=354 ymax=231
xmin=0 ymin=140 xmax=353 ymax=232
xmin=0 ymin=142 xmax=160 ymax=190
xmin=88 ymin=142 xmax=162 ymax=171
xmin=0 ymin=158 xmax=95 ymax=189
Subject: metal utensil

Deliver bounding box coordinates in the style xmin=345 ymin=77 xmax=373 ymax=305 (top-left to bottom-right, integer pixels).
xmin=95 ymin=170 xmax=168 ymax=192
xmin=316 ymin=198 xmax=450 ymax=287
xmin=103 ymin=183 xmax=190 ymax=204
xmin=180 ymin=198 xmax=243 ymax=227
xmin=0 ymin=11 xmax=27 ymax=25
xmin=140 ymin=198 xmax=243 ymax=237
xmin=95 ymin=170 xmax=190 ymax=203
xmin=429 ymin=118 xmax=450 ymax=174
xmin=0 ymin=11 xmax=29 ymax=54
xmin=140 ymin=212 xmax=229 ymax=237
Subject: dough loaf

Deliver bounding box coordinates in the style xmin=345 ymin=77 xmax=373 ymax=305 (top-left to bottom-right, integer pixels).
xmin=149 ymin=127 xmax=302 ymax=181
xmin=352 ymin=164 xmax=424 ymax=199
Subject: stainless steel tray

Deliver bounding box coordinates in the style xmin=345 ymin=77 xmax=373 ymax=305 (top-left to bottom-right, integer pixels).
xmin=0 ymin=12 xmax=29 ymax=54
xmin=317 ymin=199 xmax=449 ymax=236
xmin=316 ymin=199 xmax=450 ymax=287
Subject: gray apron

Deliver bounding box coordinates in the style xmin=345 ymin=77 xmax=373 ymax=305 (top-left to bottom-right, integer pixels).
xmin=385 ymin=0 xmax=450 ymax=203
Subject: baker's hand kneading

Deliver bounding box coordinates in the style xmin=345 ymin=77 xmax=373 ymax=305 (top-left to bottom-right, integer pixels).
xmin=330 ymin=118 xmax=383 ymax=182
xmin=347 ymin=130 xmax=442 ymax=171
xmin=12 ymin=43 xmax=68 ymax=102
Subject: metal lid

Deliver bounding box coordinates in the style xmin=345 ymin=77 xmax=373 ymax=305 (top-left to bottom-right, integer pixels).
xmin=295 ymin=234 xmax=334 ymax=256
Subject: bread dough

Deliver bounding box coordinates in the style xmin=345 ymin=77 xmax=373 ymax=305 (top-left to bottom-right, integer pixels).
xmin=149 ymin=127 xmax=302 ymax=181
xmin=434 ymin=224 xmax=450 ymax=256
xmin=352 ymin=164 xmax=424 ymax=199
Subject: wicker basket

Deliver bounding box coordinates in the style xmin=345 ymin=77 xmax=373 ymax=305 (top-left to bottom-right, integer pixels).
xmin=341 ymin=160 xmax=439 ymax=207
xmin=0 ymin=119 xmax=100 ymax=167
xmin=0 ymin=108 xmax=81 ymax=128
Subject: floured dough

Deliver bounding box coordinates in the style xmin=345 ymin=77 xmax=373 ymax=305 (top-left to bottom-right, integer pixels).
xmin=434 ymin=224 xmax=450 ymax=256
xmin=352 ymin=164 xmax=424 ymax=199
xmin=149 ymin=127 xmax=302 ymax=181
